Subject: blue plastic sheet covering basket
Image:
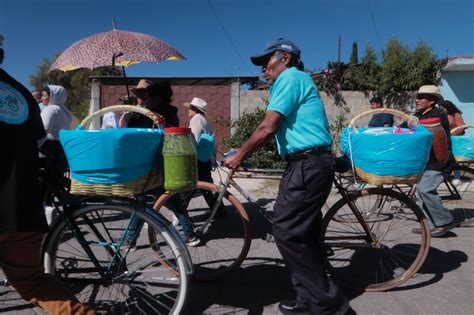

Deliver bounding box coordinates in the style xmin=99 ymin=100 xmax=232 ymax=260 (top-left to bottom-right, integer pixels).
xmin=452 ymin=136 xmax=474 ymax=162
xmin=340 ymin=126 xmax=433 ymax=185
xmin=60 ymin=127 xmax=164 ymax=196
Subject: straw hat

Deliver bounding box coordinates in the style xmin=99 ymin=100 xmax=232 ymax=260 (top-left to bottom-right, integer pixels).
xmin=416 ymin=85 xmax=444 ymax=103
xmin=184 ymin=97 xmax=207 ymax=114
xmin=132 ymin=79 xmax=152 ymax=91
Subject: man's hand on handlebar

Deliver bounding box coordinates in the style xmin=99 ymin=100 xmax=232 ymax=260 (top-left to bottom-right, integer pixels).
xmin=223 ymin=148 xmax=244 ymax=171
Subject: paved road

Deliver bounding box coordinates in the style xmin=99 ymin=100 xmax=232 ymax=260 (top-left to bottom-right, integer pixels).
xmin=1 ymin=179 xmax=473 ymax=314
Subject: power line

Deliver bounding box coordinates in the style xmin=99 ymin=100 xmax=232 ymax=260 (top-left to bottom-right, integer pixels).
xmin=367 ymin=0 xmax=383 ymax=52
xmin=207 ymin=0 xmax=252 ymax=74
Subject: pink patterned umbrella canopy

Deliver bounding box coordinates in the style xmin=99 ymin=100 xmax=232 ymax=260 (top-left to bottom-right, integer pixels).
xmin=50 ymin=29 xmax=186 ymax=71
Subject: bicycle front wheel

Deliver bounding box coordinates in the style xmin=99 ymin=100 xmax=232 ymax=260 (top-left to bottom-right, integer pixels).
xmin=320 ymin=188 xmax=430 ymax=292
xmin=153 ymin=181 xmax=251 ymax=281
xmin=42 ymin=204 xmax=189 ymax=314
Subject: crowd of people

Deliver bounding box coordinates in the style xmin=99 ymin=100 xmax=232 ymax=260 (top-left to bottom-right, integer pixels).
xmin=1 ymin=31 xmax=471 ymax=315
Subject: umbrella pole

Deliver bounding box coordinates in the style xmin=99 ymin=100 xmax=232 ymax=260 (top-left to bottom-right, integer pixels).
xmin=121 ymin=66 xmax=132 ymax=104
xmin=112 ymin=52 xmax=132 ymax=104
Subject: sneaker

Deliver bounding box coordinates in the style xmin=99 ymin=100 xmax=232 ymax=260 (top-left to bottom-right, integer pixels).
xmin=185 ymin=236 xmax=201 ymax=247
xmin=170 ymin=212 xmax=180 ymax=227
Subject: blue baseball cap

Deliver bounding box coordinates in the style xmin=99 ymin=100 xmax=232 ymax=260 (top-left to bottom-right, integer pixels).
xmin=250 ymin=38 xmax=301 ymax=66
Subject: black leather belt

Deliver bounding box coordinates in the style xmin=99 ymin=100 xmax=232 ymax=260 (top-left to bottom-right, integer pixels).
xmin=283 ymin=146 xmax=331 ymax=162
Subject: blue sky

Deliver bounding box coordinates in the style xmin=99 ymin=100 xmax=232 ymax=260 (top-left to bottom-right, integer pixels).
xmin=1 ymin=0 xmax=473 ymax=89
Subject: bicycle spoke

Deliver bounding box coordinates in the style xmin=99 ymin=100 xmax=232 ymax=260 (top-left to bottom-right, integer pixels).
xmin=43 ymin=205 xmax=188 ymax=314
xmin=321 ymin=187 xmax=430 ymax=291
xmin=153 ymin=181 xmax=251 ymax=280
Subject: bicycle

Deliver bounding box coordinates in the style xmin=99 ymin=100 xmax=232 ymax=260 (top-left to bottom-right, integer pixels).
xmin=38 ymin=106 xmax=194 ymax=314
xmin=440 ymin=124 xmax=474 ymax=206
xmin=348 ymin=111 xmax=473 ymax=210
xmin=153 ymin=155 xmax=431 ymax=291
xmin=152 ymin=168 xmax=252 ymax=281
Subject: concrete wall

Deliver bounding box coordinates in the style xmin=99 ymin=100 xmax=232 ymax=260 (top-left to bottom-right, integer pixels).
xmin=440 ymin=71 xmax=474 ymax=136
xmin=239 ymin=90 xmax=415 ymax=126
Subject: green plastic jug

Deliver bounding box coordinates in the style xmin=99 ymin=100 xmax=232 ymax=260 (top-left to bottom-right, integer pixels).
xmin=162 ymin=127 xmax=197 ymax=191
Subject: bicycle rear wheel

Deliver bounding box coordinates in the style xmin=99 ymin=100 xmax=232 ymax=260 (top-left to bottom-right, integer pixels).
xmin=153 ymin=181 xmax=251 ymax=281
xmin=320 ymin=188 xmax=430 ymax=292
xmin=42 ymin=204 xmax=189 ymax=314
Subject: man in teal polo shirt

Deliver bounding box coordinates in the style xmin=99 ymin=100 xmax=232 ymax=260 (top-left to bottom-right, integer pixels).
xmin=225 ymin=38 xmax=349 ymax=315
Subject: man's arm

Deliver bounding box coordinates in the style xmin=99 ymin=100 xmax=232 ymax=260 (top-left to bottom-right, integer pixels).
xmin=224 ymin=111 xmax=283 ymax=170
xmin=451 ymin=113 xmax=466 ymax=136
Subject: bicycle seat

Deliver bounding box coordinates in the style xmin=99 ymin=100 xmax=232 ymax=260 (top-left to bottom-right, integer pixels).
xmin=335 ymin=156 xmax=351 ymax=173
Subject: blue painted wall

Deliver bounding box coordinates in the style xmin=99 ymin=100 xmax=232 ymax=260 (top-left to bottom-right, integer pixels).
xmin=440 ymin=71 xmax=474 ymax=136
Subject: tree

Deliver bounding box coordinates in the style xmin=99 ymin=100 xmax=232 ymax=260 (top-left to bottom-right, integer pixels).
xmin=341 ymin=38 xmax=445 ymax=98
xmin=342 ymin=44 xmax=381 ymax=92
xmin=29 ymin=55 xmax=122 ymax=119
xmin=408 ymin=40 xmax=446 ymax=90
xmin=350 ymin=41 xmax=359 ymax=65
xmin=379 ymin=37 xmax=411 ymax=95
xmin=222 ymin=108 xmax=286 ymax=170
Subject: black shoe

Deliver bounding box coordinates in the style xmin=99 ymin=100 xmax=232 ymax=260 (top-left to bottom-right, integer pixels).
xmin=278 ymin=300 xmax=310 ymax=315
xmin=328 ymin=297 xmax=350 ymax=315
xmin=412 ymin=222 xmax=455 ymax=237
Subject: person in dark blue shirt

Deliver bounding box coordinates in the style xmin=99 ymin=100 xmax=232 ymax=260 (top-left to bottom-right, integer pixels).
xmin=368 ymin=96 xmax=394 ymax=127
xmin=0 ymin=36 xmax=94 ymax=314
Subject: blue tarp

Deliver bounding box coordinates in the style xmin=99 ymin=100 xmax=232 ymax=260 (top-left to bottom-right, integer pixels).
xmin=60 ymin=128 xmax=163 ymax=184
xmin=340 ymin=126 xmax=432 ymax=177
xmin=452 ymin=135 xmax=474 ymax=160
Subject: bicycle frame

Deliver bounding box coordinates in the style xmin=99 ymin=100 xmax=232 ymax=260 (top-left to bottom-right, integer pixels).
xmin=213 ymin=160 xmax=380 ymax=243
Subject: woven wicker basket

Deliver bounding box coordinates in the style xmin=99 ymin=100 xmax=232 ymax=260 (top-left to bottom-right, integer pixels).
xmin=68 ymin=105 xmax=164 ymax=197
xmin=348 ymin=108 xmax=421 ymax=185
xmin=348 ymin=108 xmax=418 ymax=128
xmin=451 ymin=124 xmax=474 ymax=162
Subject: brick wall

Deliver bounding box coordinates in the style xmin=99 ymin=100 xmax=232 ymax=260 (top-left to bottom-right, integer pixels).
xmin=100 ymin=84 xmax=231 ymax=155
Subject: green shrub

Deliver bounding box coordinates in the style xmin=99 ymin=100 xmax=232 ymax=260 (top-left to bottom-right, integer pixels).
xmin=221 ymin=108 xmax=286 ymax=170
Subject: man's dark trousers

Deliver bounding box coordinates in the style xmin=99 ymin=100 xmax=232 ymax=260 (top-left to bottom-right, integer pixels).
xmin=273 ymin=151 xmax=345 ymax=313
